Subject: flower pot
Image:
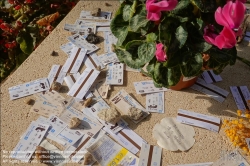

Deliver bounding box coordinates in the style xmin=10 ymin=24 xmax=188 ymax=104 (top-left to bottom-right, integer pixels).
xmin=170 ymin=76 xmax=198 ymax=91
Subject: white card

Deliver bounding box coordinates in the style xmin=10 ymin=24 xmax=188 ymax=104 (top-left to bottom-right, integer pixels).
xmin=67 ymin=34 xmax=99 ymax=54
xmin=138 ymin=143 xmax=162 ymax=166
xmin=47 ymin=115 xmax=68 ymax=136
xmin=64 ymin=23 xmax=77 ymax=32
xmin=93 ymin=78 xmax=110 ymax=99
xmin=103 ymin=125 xmax=147 ymax=155
xmin=76 ymin=23 xmax=96 ymax=35
xmin=79 ymin=10 xmax=112 ymax=20
xmin=62 ymin=47 xmax=87 ymax=74
xmin=75 ymin=19 xmax=110 ymax=27
xmin=10 ymin=122 xmax=50 ymax=162
xmin=146 ymin=92 xmax=164 ymax=113
xmin=60 ymin=42 xmax=75 ymax=57
xmin=98 ymin=52 xmax=119 ymax=65
xmin=47 ymin=65 xmax=66 ymax=87
xmin=133 ymin=80 xmax=168 ymax=94
xmin=190 ymin=78 xmax=229 ymax=103
xmin=110 ymin=89 xmax=150 ymax=124
xmin=106 ymin=63 xmax=124 ymax=85
xmin=9 ymin=78 xmax=49 ymax=100
xmin=57 ymin=126 xmax=84 ymax=146
xmin=87 ymin=134 xmax=139 ymax=166
xmin=97 ymin=26 xmax=111 ymax=32
xmin=212 ymin=151 xmax=250 ymax=166
xmin=104 ymin=31 xmax=117 ymax=53
xmin=67 ymin=68 xmax=100 ymax=100
xmin=64 ymin=72 xmax=81 ymax=90
xmin=202 ymin=70 xmax=222 ymax=84
xmin=169 ymin=162 xmax=213 ymax=166
xmin=230 ymin=86 xmax=250 ymax=112
xmin=83 ymin=52 xmax=105 ymax=69
xmin=177 ymin=109 xmax=221 ymax=132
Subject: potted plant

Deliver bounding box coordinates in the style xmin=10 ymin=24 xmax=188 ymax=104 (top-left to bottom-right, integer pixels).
xmin=111 ymin=0 xmax=250 ymax=90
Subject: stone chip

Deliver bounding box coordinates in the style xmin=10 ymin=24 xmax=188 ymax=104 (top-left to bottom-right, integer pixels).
xmin=127 ymin=107 xmax=143 ymax=121
xmin=35 ymin=146 xmax=50 ymax=164
xmin=69 ymin=117 xmax=81 ymax=129
xmin=51 ymin=82 xmax=62 ymax=92
xmin=82 ymin=152 xmax=95 ymax=165
xmin=97 ymin=107 xmax=121 ymax=125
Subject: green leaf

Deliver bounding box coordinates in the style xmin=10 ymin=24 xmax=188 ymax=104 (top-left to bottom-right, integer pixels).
xmin=146 ymin=57 xmax=156 ymax=77
xmin=180 ymin=52 xmax=203 ymax=77
xmin=138 ymin=42 xmax=156 ymax=62
xmin=175 ymin=24 xmax=188 ymax=48
xmin=110 ymin=14 xmax=129 ymax=46
xmin=167 ymin=66 xmax=182 ymax=86
xmin=114 ymin=48 xmax=125 ymax=63
xmin=129 ymin=5 xmax=149 ymax=32
xmin=123 ymin=0 xmax=137 ymax=21
xmin=146 ymin=33 xmax=157 ymax=42
xmin=16 ymin=31 xmax=34 ymax=54
xmin=172 ymin=0 xmax=190 ymax=14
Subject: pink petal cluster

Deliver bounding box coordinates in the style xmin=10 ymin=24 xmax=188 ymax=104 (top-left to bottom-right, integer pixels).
xmin=203 ymin=25 xmax=236 ymax=49
xmin=215 ymin=0 xmax=246 ymax=29
xmin=155 ymin=43 xmax=167 ymax=62
xmin=227 ymin=0 xmax=246 ymax=3
xmin=146 ymin=0 xmax=178 ymax=21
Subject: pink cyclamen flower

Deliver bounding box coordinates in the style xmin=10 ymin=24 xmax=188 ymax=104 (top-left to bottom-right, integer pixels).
xmin=227 ymin=0 xmax=246 ymax=3
xmin=146 ymin=0 xmax=178 ymax=21
xmin=215 ymin=0 xmax=246 ymax=29
xmin=203 ymin=25 xmax=236 ymax=49
xmin=155 ymin=43 xmax=167 ymax=62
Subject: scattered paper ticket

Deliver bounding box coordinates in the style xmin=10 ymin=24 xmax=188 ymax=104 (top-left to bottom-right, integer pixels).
xmin=10 ymin=121 xmax=50 ymax=162
xmin=60 ymin=42 xmax=75 ymax=57
xmin=62 ymin=47 xmax=87 ymax=74
xmin=169 ymin=162 xmax=213 ymax=166
xmin=93 ymin=78 xmax=110 ymax=99
xmin=177 ymin=109 xmax=221 ymax=132
xmin=133 ymin=80 xmax=168 ymax=94
xmin=47 ymin=65 xmax=66 ymax=87
xmin=104 ymin=31 xmax=117 ymax=53
xmin=106 ymin=63 xmax=124 ymax=85
xmin=146 ymin=92 xmax=164 ymax=113
xmin=83 ymin=52 xmax=105 ymax=69
xmin=98 ymin=52 xmax=119 ymax=65
xmin=230 ymin=86 xmax=250 ymax=113
xmin=9 ymin=78 xmax=49 ymax=100
xmin=87 ymin=134 xmax=139 ymax=166
xmin=64 ymin=72 xmax=81 ymax=89
xmin=67 ymin=68 xmax=100 ymax=100
xmin=110 ymin=89 xmax=150 ymax=124
xmin=79 ymin=10 xmax=112 ymax=20
xmin=190 ymin=78 xmax=229 ymax=103
xmin=212 ymin=151 xmax=250 ymax=166
xmin=202 ymin=70 xmax=222 ymax=84
xmin=138 ymin=143 xmax=162 ymax=166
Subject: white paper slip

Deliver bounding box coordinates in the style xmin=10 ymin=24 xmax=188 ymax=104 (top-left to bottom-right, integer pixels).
xmin=47 ymin=65 xmax=66 ymax=88
xmin=64 ymin=72 xmax=81 ymax=90
xmin=10 ymin=122 xmax=50 ymax=162
xmin=103 ymin=125 xmax=147 ymax=155
xmin=57 ymin=126 xmax=84 ymax=146
xmin=97 ymin=26 xmax=111 ymax=32
xmin=125 ymin=65 xmax=141 ymax=72
xmin=212 ymin=151 xmax=250 ymax=166
xmin=177 ymin=109 xmax=221 ymax=132
xmin=47 ymin=115 xmax=68 ymax=136
xmin=190 ymin=78 xmax=229 ymax=103
xmin=75 ymin=19 xmax=111 ymax=27
xmin=34 ymin=90 xmax=65 ymax=104
xmin=106 ymin=63 xmax=124 ymax=85
xmin=9 ymin=78 xmax=49 ymax=100
xmin=67 ymin=34 xmax=99 ymax=54
xmin=76 ymin=23 xmax=96 ymax=35
xmin=138 ymin=143 xmax=162 ymax=166
xmin=64 ymin=23 xmax=77 ymax=32
xmin=79 ymin=10 xmax=112 ymax=20
xmin=83 ymin=52 xmax=105 ymax=69
xmin=70 ymin=130 xmax=106 ymax=163
xmin=169 ymin=162 xmax=213 ymax=166
xmin=133 ymin=80 xmax=168 ymax=94
xmin=93 ymin=78 xmax=110 ymax=99
xmin=146 ymin=92 xmax=164 ymax=113
xmin=98 ymin=52 xmax=119 ymax=65
xmin=202 ymin=70 xmax=222 ymax=84
xmin=246 ymin=138 xmax=250 ymax=149
xmin=87 ymin=134 xmax=139 ymax=166
xmin=67 ymin=68 xmax=100 ymax=100
xmin=62 ymin=47 xmax=87 ymax=74
xmin=110 ymin=89 xmax=150 ymax=124
xmin=60 ymin=42 xmax=75 ymax=57
xmin=104 ymin=31 xmax=117 ymax=53
xmin=230 ymin=86 xmax=250 ymax=112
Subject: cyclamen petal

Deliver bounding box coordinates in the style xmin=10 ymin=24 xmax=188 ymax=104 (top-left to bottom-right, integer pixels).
xmin=155 ymin=43 xmax=167 ymax=62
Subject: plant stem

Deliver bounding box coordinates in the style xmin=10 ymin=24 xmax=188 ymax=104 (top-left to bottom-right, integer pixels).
xmin=236 ymin=55 xmax=250 ymax=67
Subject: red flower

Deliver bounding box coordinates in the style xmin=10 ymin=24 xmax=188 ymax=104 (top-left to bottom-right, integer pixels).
xmin=16 ymin=20 xmax=22 ymax=27
xmin=5 ymin=41 xmax=17 ymax=49
xmin=14 ymin=5 xmax=21 ymax=10
xmin=25 ymin=0 xmax=35 ymax=3
xmin=0 ymin=19 xmax=3 ymax=24
xmin=0 ymin=23 xmax=11 ymax=32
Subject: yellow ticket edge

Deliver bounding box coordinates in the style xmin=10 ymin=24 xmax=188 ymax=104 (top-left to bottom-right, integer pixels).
xmin=107 ymin=147 xmax=128 ymax=166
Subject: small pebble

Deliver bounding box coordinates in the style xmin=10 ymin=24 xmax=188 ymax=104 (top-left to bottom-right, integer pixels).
xmin=105 ymin=3 xmax=112 ymax=6
xmin=51 ymin=82 xmax=62 ymax=92
xmin=96 ymin=65 xmax=101 ymax=71
xmin=82 ymin=152 xmax=94 ymax=165
xmin=128 ymin=107 xmax=144 ymax=121
xmin=35 ymin=146 xmax=50 ymax=163
xmin=24 ymin=98 xmax=34 ymax=105
xmin=46 ymin=138 xmax=65 ymax=151
xmin=69 ymin=117 xmax=81 ymax=129
xmin=97 ymin=107 xmax=121 ymax=125
xmin=86 ymin=33 xmax=99 ymax=44
xmin=84 ymin=98 xmax=92 ymax=107
xmin=50 ymin=51 xmax=57 ymax=56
